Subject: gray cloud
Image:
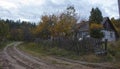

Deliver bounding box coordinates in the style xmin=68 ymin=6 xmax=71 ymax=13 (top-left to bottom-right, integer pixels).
xmin=0 ymin=0 xmax=119 ymax=23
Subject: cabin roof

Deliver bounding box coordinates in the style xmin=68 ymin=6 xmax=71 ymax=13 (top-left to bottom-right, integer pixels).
xmin=76 ymin=17 xmax=119 ymax=38
xmin=102 ymin=17 xmax=119 ymax=38
xmin=76 ymin=21 xmax=89 ymax=31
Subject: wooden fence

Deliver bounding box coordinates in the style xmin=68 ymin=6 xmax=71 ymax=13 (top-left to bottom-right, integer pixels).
xmin=35 ymin=37 xmax=107 ymax=55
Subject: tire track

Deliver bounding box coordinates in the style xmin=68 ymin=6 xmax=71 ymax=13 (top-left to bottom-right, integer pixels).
xmin=3 ymin=42 xmax=26 ymax=69
xmin=2 ymin=42 xmax=64 ymax=69
xmin=2 ymin=42 xmax=97 ymax=69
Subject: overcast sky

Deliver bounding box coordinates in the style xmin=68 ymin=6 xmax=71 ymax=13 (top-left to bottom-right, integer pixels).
xmin=0 ymin=0 xmax=119 ymax=23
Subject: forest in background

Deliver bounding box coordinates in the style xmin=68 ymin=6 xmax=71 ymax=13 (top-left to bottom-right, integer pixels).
xmin=0 ymin=6 xmax=120 ymax=43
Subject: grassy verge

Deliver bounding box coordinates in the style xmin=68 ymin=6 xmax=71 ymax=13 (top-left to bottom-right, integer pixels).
xmin=0 ymin=64 xmax=1 ymax=69
xmin=18 ymin=41 xmax=120 ymax=68
xmin=18 ymin=42 xmax=77 ymax=59
xmin=0 ymin=41 xmax=12 ymax=68
xmin=0 ymin=41 xmax=12 ymax=51
xmin=107 ymin=40 xmax=120 ymax=68
xmin=18 ymin=42 xmax=116 ymax=61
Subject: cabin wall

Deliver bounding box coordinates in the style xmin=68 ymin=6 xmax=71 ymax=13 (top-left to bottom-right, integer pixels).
xmin=77 ymin=31 xmax=89 ymax=40
xmin=102 ymin=30 xmax=116 ymax=41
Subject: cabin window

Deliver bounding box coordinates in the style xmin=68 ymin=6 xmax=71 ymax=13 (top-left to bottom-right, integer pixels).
xmin=110 ymin=32 xmax=113 ymax=38
xmin=103 ymin=32 xmax=105 ymax=36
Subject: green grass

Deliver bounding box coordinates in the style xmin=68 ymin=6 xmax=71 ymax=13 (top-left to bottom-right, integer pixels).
xmin=0 ymin=64 xmax=1 ymax=69
xmin=106 ymin=40 xmax=120 ymax=68
xmin=0 ymin=63 xmax=2 ymax=69
xmin=18 ymin=42 xmax=115 ymax=62
xmin=0 ymin=41 xmax=12 ymax=68
xmin=18 ymin=41 xmax=120 ymax=68
xmin=19 ymin=42 xmax=77 ymax=58
xmin=0 ymin=41 xmax=12 ymax=51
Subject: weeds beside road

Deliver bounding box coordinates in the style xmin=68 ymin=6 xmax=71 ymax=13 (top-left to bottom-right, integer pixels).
xmin=0 ymin=40 xmax=120 ymax=69
xmin=19 ymin=42 xmax=120 ymax=69
xmin=0 ymin=42 xmax=95 ymax=69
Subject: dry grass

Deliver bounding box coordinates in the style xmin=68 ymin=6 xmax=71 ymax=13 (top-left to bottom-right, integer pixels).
xmin=18 ymin=40 xmax=120 ymax=68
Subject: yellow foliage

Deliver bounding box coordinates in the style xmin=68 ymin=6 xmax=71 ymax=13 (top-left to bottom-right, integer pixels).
xmin=34 ymin=13 xmax=77 ymax=38
xmin=90 ymin=23 xmax=103 ymax=30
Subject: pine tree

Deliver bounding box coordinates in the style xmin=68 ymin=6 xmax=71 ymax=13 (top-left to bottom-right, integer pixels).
xmin=89 ymin=7 xmax=103 ymax=23
xmin=89 ymin=7 xmax=104 ymax=38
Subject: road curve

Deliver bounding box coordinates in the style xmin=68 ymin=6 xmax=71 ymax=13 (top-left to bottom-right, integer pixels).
xmin=3 ymin=42 xmax=61 ymax=69
xmin=1 ymin=42 xmax=97 ymax=69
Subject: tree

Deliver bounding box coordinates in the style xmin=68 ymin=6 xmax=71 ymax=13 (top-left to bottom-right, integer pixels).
xmin=89 ymin=7 xmax=103 ymax=23
xmin=111 ymin=17 xmax=120 ymax=36
xmin=66 ymin=5 xmax=76 ymax=16
xmin=35 ymin=6 xmax=77 ymax=39
xmin=89 ymin=7 xmax=104 ymax=38
xmin=20 ymin=21 xmax=33 ymax=41
xmin=35 ymin=15 xmax=51 ymax=39
xmin=53 ymin=6 xmax=77 ymax=38
xmin=90 ymin=23 xmax=104 ymax=38
xmin=0 ymin=21 xmax=9 ymax=42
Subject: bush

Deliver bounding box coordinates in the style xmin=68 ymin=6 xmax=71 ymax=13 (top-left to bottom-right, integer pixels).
xmin=48 ymin=47 xmax=67 ymax=56
xmin=108 ymin=40 xmax=120 ymax=61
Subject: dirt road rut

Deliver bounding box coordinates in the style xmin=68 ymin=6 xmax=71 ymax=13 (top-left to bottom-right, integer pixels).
xmin=0 ymin=42 xmax=99 ymax=69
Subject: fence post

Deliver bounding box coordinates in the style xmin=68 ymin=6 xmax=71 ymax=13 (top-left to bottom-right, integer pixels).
xmin=105 ymin=39 xmax=108 ymax=50
xmin=105 ymin=39 xmax=108 ymax=55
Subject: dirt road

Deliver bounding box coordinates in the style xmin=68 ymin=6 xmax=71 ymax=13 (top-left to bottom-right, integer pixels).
xmin=0 ymin=42 xmax=114 ymax=69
